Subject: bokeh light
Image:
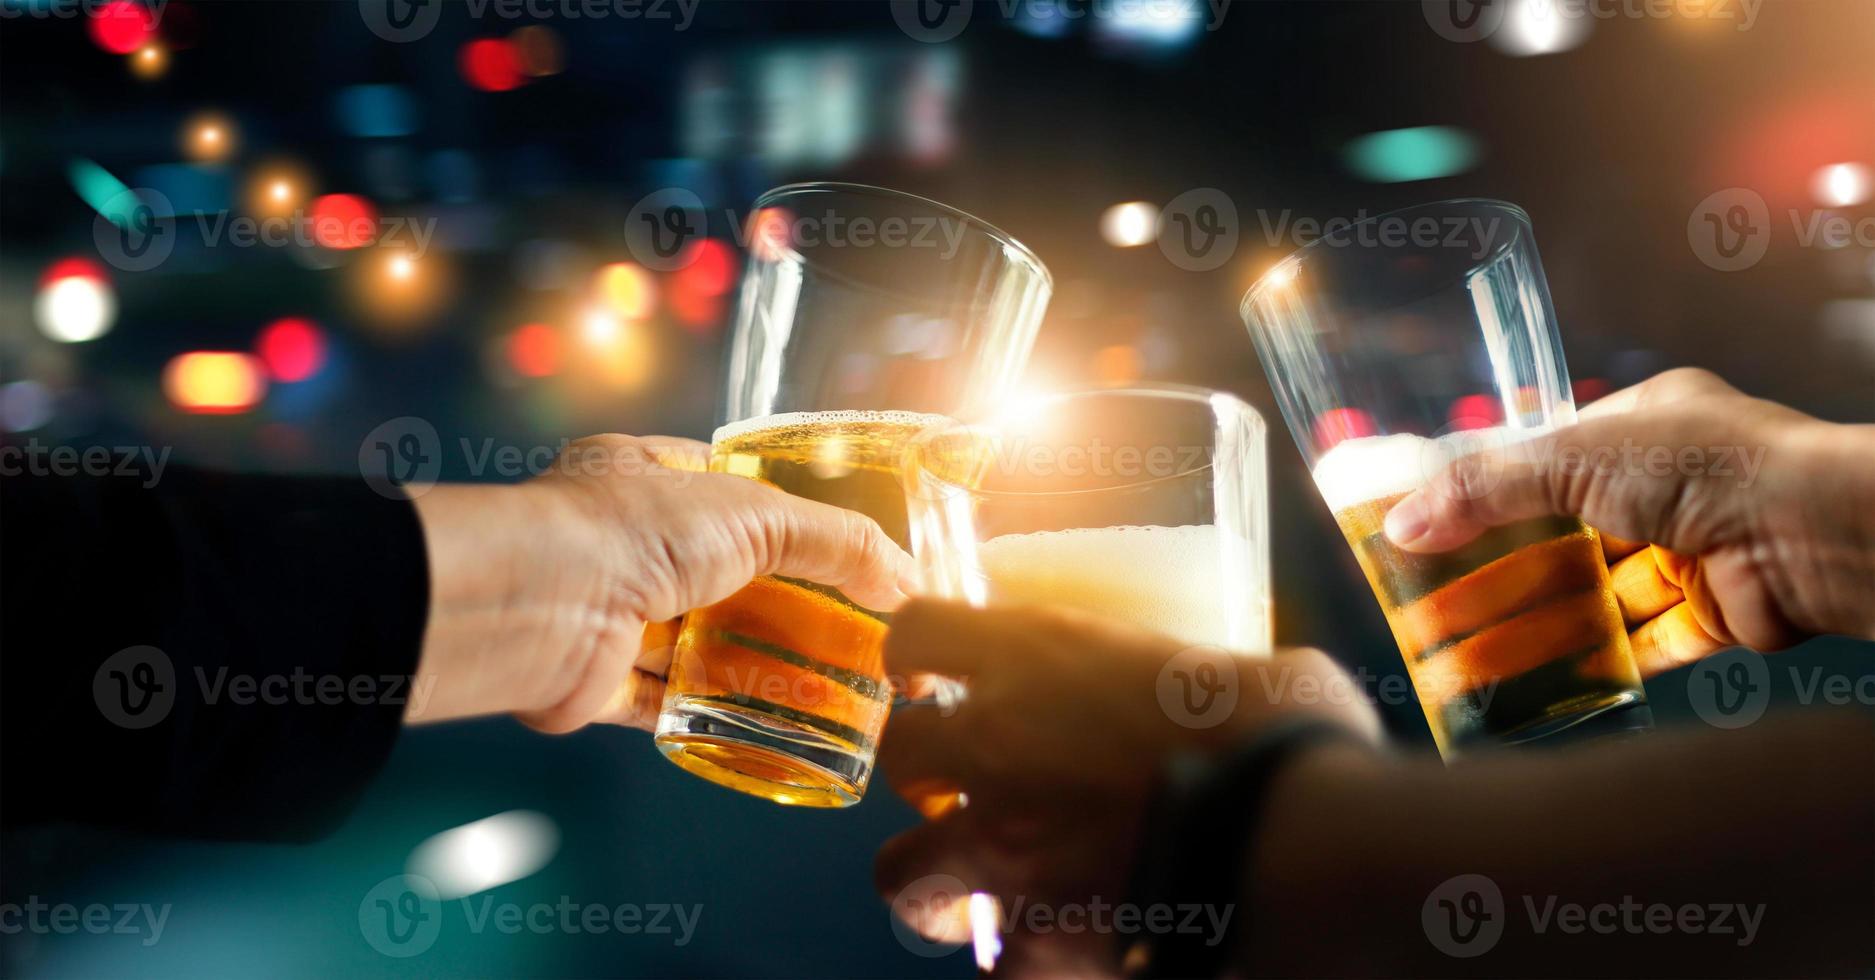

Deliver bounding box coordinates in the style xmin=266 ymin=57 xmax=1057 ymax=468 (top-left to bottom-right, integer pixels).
xmin=34 ymin=274 xmax=116 ymax=344
xmin=243 ymin=160 xmax=314 ymax=217
xmin=255 ymin=318 xmax=328 ymax=382
xmin=576 ymin=308 xmax=653 ymax=388
xmin=1812 ymin=162 xmax=1871 ymax=208
xmin=1447 ymin=393 xmax=1504 ymax=429
xmin=1093 ymin=344 xmax=1144 ymax=385
xmin=349 ymin=246 xmax=449 ymax=330
xmin=128 ymin=42 xmax=169 ymax=80
xmin=163 ymin=352 xmax=267 ymax=414
xmin=1490 ymin=0 xmax=1593 ymax=56
xmin=506 ymin=323 xmax=562 ymax=378
xmin=88 ymin=0 xmax=155 ymax=54
xmin=1100 ymin=202 xmax=1159 ymax=248
xmin=405 ymin=811 xmax=560 ymax=901
xmin=1312 ymin=407 xmax=1377 ymax=452
xmin=39 ymin=257 xmax=110 ymax=288
xmin=308 ymin=193 xmax=379 ymax=250
xmin=1342 ymin=126 xmax=1480 ymax=183
xmin=182 ymin=110 xmax=237 ymax=163
xmin=676 ymin=239 xmax=736 ymax=296
xmin=595 ymin=262 xmax=656 ymax=320
xmin=0 ymin=380 xmax=54 ymax=433
xmin=460 ymin=39 xmax=525 ymax=92
xmin=511 ymin=25 xmax=565 ymax=77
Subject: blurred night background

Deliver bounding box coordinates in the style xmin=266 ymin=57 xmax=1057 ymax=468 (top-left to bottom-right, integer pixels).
xmin=3 ymin=0 xmax=1873 ymax=976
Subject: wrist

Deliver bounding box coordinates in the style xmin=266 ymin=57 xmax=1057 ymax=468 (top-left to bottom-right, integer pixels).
xmin=1783 ymin=421 xmax=1875 ymax=639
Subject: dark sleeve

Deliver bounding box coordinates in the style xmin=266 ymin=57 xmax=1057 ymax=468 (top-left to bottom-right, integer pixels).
xmin=1 ymin=462 xmax=429 ymax=841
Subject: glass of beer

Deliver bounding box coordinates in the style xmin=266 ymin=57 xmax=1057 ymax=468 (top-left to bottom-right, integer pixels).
xmin=1240 ymin=199 xmax=1648 ymax=756
xmin=902 ymin=385 xmax=1271 ymax=656
xmin=654 ymin=183 xmax=1051 ymax=807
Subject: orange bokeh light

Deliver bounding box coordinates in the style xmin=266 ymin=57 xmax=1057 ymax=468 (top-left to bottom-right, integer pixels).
xmin=595 ymin=262 xmax=656 ymax=320
xmin=507 ymin=323 xmax=562 ymax=378
xmin=163 ymin=352 xmax=267 ymax=414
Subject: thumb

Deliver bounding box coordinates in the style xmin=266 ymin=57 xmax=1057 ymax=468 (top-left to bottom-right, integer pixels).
xmin=746 ymin=490 xmax=914 ymax=613
xmin=1382 ymin=414 xmax=1719 ymax=554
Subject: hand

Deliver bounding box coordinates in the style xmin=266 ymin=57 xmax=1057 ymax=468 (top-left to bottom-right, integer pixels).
xmin=406 ymin=434 xmax=910 ymax=732
xmin=873 ymin=600 xmax=1379 ymax=977
xmin=1383 ymin=368 xmax=1875 ymax=674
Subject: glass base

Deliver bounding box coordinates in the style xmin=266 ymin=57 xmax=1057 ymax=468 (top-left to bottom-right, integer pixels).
xmin=1445 ymin=689 xmax=1652 ymax=758
xmin=653 ymin=695 xmax=869 ymax=808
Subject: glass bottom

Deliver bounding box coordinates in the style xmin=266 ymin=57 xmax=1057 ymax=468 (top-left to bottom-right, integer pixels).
xmin=654 ymin=694 xmax=870 ymax=808
xmin=1443 ymin=688 xmax=1651 ymax=758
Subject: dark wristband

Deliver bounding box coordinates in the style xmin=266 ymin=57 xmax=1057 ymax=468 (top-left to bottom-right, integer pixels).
xmin=1130 ymin=720 xmax=1357 ymax=980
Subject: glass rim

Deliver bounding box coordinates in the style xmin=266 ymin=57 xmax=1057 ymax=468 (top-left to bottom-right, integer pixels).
xmin=1237 ymin=197 xmax=1532 ymax=320
xmin=751 ymin=181 xmax=1054 ymax=290
xmin=905 ymin=383 xmax=1258 ymax=502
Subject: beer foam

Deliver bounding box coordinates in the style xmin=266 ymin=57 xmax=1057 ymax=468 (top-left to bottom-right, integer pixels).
xmin=1309 ymin=427 xmax=1554 ymax=510
xmin=975 ymin=524 xmax=1267 ymax=651
xmin=712 ymin=409 xmax=954 ymax=444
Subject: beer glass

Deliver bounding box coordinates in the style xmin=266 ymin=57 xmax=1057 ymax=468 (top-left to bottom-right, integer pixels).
xmin=1240 ymin=199 xmax=1648 ymax=756
xmin=654 ymin=183 xmax=1051 ymax=807
xmin=903 ymin=386 xmax=1271 ymax=655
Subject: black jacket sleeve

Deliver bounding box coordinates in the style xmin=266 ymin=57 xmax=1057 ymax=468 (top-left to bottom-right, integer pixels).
xmin=1 ymin=463 xmax=429 ymax=841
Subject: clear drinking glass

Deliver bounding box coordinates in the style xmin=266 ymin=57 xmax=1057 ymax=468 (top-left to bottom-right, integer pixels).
xmin=654 ymin=182 xmax=1052 ymax=807
xmin=1239 ymin=199 xmax=1648 ymax=757
xmin=903 ymin=385 xmax=1272 ymax=656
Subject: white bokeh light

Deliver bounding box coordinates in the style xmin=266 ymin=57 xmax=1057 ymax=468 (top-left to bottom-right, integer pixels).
xmin=1811 ymin=162 xmax=1871 ymax=208
xmin=405 ymin=810 xmax=560 ymax=900
xmin=34 ymin=276 xmax=116 ymax=343
xmin=1100 ymin=201 xmax=1160 ymax=248
xmin=1491 ymin=0 xmax=1593 ymax=56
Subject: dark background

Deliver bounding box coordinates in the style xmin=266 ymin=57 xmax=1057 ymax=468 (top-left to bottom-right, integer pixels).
xmin=3 ymin=0 xmax=1872 ymax=975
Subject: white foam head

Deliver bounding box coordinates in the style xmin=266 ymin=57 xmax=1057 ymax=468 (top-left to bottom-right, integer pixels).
xmin=713 ymin=409 xmax=953 ymax=444
xmin=975 ymin=524 xmax=1268 ymax=652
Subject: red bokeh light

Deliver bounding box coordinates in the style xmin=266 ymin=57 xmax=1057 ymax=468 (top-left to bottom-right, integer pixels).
xmin=668 ymin=285 xmax=725 ymax=333
xmin=88 ymin=1 xmax=154 ymax=54
xmin=1446 ymin=393 xmax=1504 ymax=430
xmin=308 ymin=194 xmax=379 ymax=250
xmin=1572 ymin=378 xmax=1612 ymax=406
xmin=255 ymin=318 xmax=328 ymax=383
xmin=40 ymin=257 xmax=110 ymax=287
xmin=1313 ymin=407 xmax=1377 ymax=452
xmin=749 ymin=207 xmax=794 ymax=262
xmin=459 ymin=39 xmax=525 ymax=93
xmin=676 ymin=239 xmax=736 ymax=296
xmin=507 ymin=323 xmax=561 ymax=377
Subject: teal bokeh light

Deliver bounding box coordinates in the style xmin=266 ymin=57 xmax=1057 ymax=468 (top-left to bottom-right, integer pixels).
xmin=1342 ymin=126 xmax=1481 ymax=183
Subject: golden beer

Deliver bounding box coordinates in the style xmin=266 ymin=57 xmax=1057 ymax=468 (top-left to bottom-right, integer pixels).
xmin=654 ymin=410 xmax=945 ymax=807
xmin=1319 ymin=436 xmax=1645 ymax=753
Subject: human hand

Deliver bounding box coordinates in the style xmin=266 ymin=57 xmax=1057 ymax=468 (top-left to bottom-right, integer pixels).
xmin=873 ymin=600 xmax=1379 ymax=976
xmin=407 ymin=434 xmax=910 ymax=731
xmin=1383 ymin=368 xmax=1875 ymax=674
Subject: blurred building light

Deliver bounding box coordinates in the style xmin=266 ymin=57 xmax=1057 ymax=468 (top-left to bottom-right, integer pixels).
xmin=1489 ymin=0 xmax=1592 ymax=56
xmin=243 ymin=160 xmax=313 ymax=217
xmin=595 ymin=262 xmax=656 ymax=320
xmin=459 ymin=38 xmax=525 ymax=92
xmin=182 ymin=110 xmax=237 ymax=163
xmin=1342 ymin=126 xmax=1481 ymax=183
xmin=1447 ymin=393 xmax=1504 ymax=429
xmin=132 ymin=162 xmax=230 ymax=215
xmin=510 ymin=25 xmax=565 ymax=77
xmin=335 ymin=84 xmax=419 ymax=139
xmin=507 ymin=323 xmax=562 ymax=378
xmin=308 ymin=193 xmax=379 ymax=250
xmin=676 ymin=239 xmax=736 ymax=296
xmin=1312 ymin=407 xmax=1377 ymax=453
xmin=1093 ymin=0 xmax=1207 ymax=48
xmin=1100 ymin=202 xmax=1160 ymax=248
xmin=163 ymin=352 xmax=266 ymax=414
xmin=35 ymin=274 xmax=115 ymax=343
xmin=1811 ymin=162 xmax=1871 ymax=208
xmin=255 ymin=317 xmax=328 ymax=383
xmin=1 ymin=380 xmax=54 ymax=433
xmin=577 ymin=309 xmax=654 ymax=388
xmin=88 ymin=0 xmax=154 ymax=54
xmin=405 ymin=811 xmax=560 ymax=901
xmin=68 ymin=158 xmax=136 ymax=225
xmin=128 ymin=41 xmax=168 ymax=80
